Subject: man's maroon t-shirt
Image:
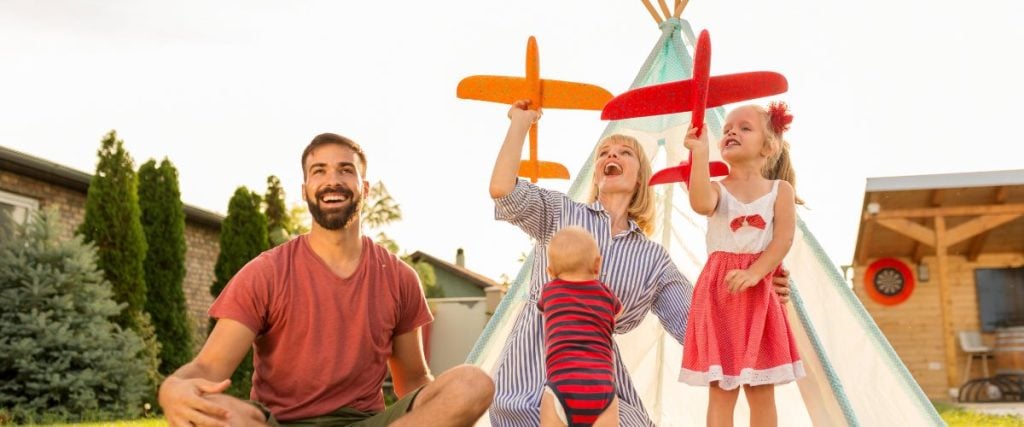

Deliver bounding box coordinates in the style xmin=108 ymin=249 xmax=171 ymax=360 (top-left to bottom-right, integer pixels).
xmin=209 ymin=234 xmax=433 ymax=421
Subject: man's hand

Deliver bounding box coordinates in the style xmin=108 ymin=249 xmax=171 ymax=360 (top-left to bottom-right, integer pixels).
xmin=204 ymin=393 xmax=269 ymax=427
xmin=772 ymin=268 xmax=791 ymax=304
xmin=725 ymin=269 xmax=759 ymax=293
xmin=159 ymin=376 xmax=232 ymax=427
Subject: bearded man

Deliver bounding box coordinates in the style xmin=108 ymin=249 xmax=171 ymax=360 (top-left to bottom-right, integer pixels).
xmin=158 ymin=133 xmax=494 ymax=427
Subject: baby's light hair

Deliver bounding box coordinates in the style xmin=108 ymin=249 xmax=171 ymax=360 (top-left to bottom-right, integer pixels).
xmin=547 ymin=227 xmax=601 ymax=278
xmin=586 ymin=134 xmax=656 ymax=235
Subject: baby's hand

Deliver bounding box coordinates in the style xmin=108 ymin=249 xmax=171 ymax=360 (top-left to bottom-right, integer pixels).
xmin=725 ymin=269 xmax=759 ymax=292
xmin=507 ymin=100 xmax=541 ymax=125
xmin=682 ymin=125 xmax=709 ymax=153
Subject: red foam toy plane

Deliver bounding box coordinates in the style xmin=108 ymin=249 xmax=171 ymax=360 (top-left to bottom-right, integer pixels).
xmin=601 ymin=30 xmax=789 ymax=186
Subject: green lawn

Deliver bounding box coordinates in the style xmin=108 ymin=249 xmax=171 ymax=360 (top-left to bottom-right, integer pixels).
xmin=935 ymin=402 xmax=1024 ymax=427
xmin=24 ymin=403 xmax=1024 ymax=426
xmin=34 ymin=420 xmax=165 ymax=427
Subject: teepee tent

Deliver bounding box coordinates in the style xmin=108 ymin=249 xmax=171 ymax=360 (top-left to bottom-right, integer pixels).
xmin=467 ymin=4 xmax=944 ymax=426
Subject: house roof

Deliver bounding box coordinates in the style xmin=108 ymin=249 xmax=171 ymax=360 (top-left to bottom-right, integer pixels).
xmin=408 ymin=250 xmax=501 ymax=290
xmin=0 ymin=144 xmax=223 ymax=229
xmin=853 ymin=169 xmax=1024 ymax=264
xmin=865 ymin=169 xmax=1024 ymax=192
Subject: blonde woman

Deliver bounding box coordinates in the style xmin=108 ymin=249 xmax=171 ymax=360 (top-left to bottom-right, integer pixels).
xmin=488 ymin=100 xmax=791 ymax=426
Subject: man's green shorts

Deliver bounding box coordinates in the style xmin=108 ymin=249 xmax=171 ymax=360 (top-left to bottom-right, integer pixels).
xmin=256 ymin=387 xmax=424 ymax=427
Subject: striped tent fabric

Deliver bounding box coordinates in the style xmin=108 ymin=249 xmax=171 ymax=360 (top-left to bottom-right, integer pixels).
xmin=468 ymin=18 xmax=945 ymax=427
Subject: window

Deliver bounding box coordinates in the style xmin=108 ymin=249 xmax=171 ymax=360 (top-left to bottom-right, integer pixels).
xmin=0 ymin=189 xmax=39 ymax=227
xmin=976 ymin=267 xmax=1024 ymax=332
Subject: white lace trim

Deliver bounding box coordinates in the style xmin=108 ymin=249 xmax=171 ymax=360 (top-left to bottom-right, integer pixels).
xmin=678 ymin=361 xmax=806 ymax=390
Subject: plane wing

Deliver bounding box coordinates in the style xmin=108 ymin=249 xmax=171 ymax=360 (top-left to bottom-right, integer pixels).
xmin=600 ymin=72 xmax=788 ymax=120
xmin=457 ymin=76 xmax=527 ymax=104
xmin=705 ymin=72 xmax=789 ymax=110
xmin=540 ymin=79 xmax=613 ymax=110
xmin=457 ymin=76 xmax=612 ymax=111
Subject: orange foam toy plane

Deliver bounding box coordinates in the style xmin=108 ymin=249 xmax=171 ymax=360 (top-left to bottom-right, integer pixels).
xmin=458 ymin=36 xmax=613 ymax=182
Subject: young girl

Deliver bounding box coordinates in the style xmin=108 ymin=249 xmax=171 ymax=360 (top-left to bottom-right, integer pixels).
xmin=678 ymin=102 xmax=805 ymax=427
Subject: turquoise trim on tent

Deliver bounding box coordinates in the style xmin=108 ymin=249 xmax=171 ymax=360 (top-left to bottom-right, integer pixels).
xmin=795 ymin=219 xmax=946 ymax=426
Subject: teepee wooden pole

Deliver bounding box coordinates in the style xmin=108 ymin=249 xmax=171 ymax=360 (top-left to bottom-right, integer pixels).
xmin=674 ymin=0 xmax=690 ymax=18
xmin=657 ymin=0 xmax=672 ymax=20
xmin=641 ymin=0 xmax=664 ymax=24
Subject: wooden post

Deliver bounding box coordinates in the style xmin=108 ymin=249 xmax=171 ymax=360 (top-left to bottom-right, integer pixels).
xmin=657 ymin=0 xmax=673 ymax=21
xmin=934 ymin=216 xmax=959 ymax=391
xmin=675 ymin=0 xmax=690 ymax=17
xmin=641 ymin=0 xmax=664 ymax=24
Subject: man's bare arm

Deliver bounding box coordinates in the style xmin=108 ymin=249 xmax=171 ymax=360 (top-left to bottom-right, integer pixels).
xmin=388 ymin=328 xmax=434 ymax=398
xmin=159 ymin=319 xmax=259 ymax=427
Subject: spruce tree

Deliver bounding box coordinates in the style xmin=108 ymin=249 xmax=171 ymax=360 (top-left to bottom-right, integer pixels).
xmin=138 ymin=158 xmax=194 ymax=375
xmin=77 ymin=130 xmax=148 ymax=332
xmin=211 ymin=187 xmax=269 ymax=398
xmin=0 ymin=209 xmax=150 ymax=423
xmin=264 ymin=175 xmax=290 ymax=247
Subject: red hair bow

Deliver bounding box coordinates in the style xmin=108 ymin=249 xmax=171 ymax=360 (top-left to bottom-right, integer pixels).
xmin=730 ymin=214 xmax=767 ymax=232
xmin=768 ymin=102 xmax=793 ymax=135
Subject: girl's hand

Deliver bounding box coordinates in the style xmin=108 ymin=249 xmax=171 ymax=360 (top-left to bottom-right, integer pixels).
xmin=507 ymin=100 xmax=541 ymax=125
xmin=725 ymin=269 xmax=759 ymax=292
xmin=682 ymin=124 xmax=709 ymax=153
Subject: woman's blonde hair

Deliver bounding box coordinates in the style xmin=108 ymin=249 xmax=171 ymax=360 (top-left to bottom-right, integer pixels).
xmin=586 ymin=134 xmax=656 ymax=235
xmin=741 ymin=105 xmax=804 ymax=205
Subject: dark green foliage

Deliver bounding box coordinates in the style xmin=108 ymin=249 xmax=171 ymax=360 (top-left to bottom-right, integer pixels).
xmin=212 ymin=187 xmax=269 ymax=298
xmin=0 ymin=209 xmax=150 ymax=423
xmin=264 ymin=175 xmax=290 ymax=247
xmin=77 ymin=130 xmax=148 ymax=332
xmin=211 ymin=187 xmax=269 ymax=398
xmin=138 ymin=159 xmax=194 ymax=375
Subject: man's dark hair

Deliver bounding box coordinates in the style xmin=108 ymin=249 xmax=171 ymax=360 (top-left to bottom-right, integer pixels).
xmin=301 ymin=133 xmax=367 ymax=179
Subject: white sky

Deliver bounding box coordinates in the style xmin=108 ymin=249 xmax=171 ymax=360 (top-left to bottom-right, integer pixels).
xmin=2 ymin=0 xmax=1022 ymax=282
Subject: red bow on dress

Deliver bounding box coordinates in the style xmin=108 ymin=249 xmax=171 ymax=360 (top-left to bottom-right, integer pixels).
xmin=730 ymin=214 xmax=766 ymax=232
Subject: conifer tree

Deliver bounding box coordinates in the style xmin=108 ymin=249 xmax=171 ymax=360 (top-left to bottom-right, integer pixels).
xmin=0 ymin=209 xmax=150 ymax=423
xmin=138 ymin=158 xmax=194 ymax=374
xmin=211 ymin=186 xmax=269 ymax=398
xmin=264 ymin=175 xmax=290 ymax=247
xmin=77 ymin=130 xmax=148 ymax=332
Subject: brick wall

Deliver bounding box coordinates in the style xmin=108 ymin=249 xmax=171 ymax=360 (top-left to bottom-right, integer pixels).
xmin=1 ymin=169 xmax=220 ymax=351
xmin=183 ymin=223 xmax=219 ymax=346
xmin=1 ymin=170 xmax=87 ymax=241
xmin=855 ymin=253 xmax=1024 ymax=399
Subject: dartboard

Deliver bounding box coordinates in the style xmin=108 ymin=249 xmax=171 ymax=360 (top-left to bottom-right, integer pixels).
xmin=864 ymin=258 xmax=915 ymax=305
xmin=873 ymin=268 xmax=905 ymax=296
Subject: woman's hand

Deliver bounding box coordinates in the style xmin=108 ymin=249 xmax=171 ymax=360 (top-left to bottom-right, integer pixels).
xmin=508 ymin=100 xmax=541 ymax=126
xmin=772 ymin=268 xmax=791 ymax=304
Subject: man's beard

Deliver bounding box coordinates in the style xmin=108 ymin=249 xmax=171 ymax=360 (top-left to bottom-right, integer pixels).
xmin=307 ymin=185 xmax=362 ymax=231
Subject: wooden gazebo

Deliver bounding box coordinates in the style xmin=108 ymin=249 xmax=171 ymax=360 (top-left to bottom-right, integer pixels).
xmin=853 ymin=169 xmax=1024 ymax=397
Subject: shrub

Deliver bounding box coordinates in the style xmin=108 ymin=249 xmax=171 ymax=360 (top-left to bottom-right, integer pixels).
xmin=0 ymin=209 xmax=150 ymax=423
